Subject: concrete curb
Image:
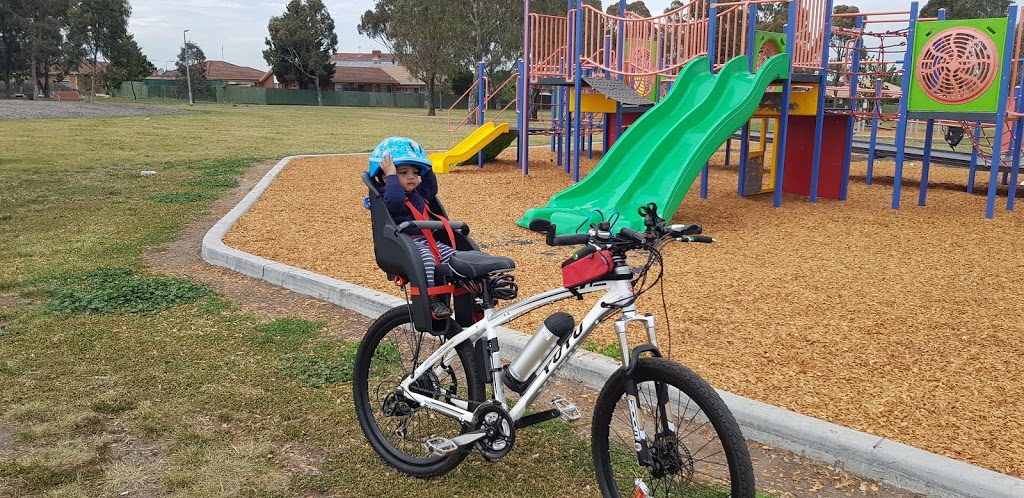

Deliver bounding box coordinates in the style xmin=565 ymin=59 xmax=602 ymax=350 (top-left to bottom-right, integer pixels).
xmin=202 ymin=154 xmax=1024 ymax=498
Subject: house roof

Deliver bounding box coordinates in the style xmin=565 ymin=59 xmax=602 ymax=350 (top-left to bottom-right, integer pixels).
xmin=143 ymin=61 xmax=265 ymax=82
xmin=332 ymin=67 xmax=401 ymax=85
xmin=379 ymin=65 xmax=424 ymax=86
xmin=75 ymin=61 xmax=110 ymax=74
xmin=331 ymin=52 xmax=397 ymax=66
xmin=205 ymin=61 xmax=265 ymax=82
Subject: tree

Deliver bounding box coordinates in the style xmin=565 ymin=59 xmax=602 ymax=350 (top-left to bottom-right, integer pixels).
xmin=19 ymin=0 xmax=67 ymax=99
xmin=176 ymin=41 xmax=213 ymax=100
xmin=920 ymin=0 xmax=1011 ymax=20
xmin=0 ymin=0 xmax=28 ymax=98
xmin=359 ymin=0 xmax=463 ymax=116
xmin=606 ymin=1 xmax=651 ymax=18
xmin=756 ymin=3 xmax=788 ymax=32
xmin=457 ymin=0 xmax=523 ymax=124
xmin=102 ymin=33 xmax=155 ymax=98
xmin=263 ymin=0 xmax=338 ymax=106
xmin=69 ymin=0 xmax=130 ymax=101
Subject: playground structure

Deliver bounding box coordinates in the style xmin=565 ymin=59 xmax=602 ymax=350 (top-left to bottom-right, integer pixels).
xmin=431 ymin=0 xmax=1024 ymax=224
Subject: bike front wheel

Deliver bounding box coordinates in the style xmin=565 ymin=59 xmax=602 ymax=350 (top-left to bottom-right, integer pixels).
xmin=592 ymin=357 xmax=755 ymax=497
xmin=353 ymin=305 xmax=486 ymax=478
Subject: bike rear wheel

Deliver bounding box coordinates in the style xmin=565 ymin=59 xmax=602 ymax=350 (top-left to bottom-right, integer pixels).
xmin=353 ymin=305 xmax=486 ymax=478
xmin=592 ymin=357 xmax=755 ymax=497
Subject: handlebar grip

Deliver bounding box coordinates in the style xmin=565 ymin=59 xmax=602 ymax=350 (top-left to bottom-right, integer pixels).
xmin=396 ymin=220 xmax=469 ymax=234
xmin=684 ymin=235 xmax=714 ymax=243
xmin=548 ymin=232 xmax=590 ymax=246
xmin=618 ymin=227 xmax=646 ymax=243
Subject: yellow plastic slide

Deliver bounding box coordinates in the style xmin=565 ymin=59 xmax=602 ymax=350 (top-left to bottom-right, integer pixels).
xmin=430 ymin=122 xmax=511 ymax=173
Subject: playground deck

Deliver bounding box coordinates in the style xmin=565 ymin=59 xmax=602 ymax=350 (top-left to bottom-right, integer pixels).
xmin=224 ymin=150 xmax=1024 ymax=479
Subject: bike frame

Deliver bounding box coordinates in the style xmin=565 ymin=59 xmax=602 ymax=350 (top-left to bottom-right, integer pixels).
xmin=397 ymin=272 xmax=660 ymax=424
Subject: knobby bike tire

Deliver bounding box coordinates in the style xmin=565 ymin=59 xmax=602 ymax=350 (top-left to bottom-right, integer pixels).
xmin=353 ymin=305 xmax=486 ymax=478
xmin=591 ymin=357 xmax=755 ymax=497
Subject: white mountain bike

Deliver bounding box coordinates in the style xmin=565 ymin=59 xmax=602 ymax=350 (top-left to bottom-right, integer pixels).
xmin=353 ymin=202 xmax=755 ymax=497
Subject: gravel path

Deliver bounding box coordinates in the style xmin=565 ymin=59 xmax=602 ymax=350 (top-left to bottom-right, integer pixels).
xmin=0 ymin=99 xmax=187 ymax=119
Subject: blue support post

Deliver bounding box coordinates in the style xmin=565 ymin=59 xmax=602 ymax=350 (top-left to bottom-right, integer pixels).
xmin=737 ymin=2 xmax=758 ymax=196
xmin=521 ymin=2 xmax=532 ymax=175
xmin=842 ymin=15 xmax=865 ymax=200
xmin=477 ymin=61 xmax=486 ymax=168
xmin=984 ymin=6 xmax=1017 ymax=218
xmin=571 ymin=0 xmax=585 ymax=181
xmin=809 ymin=0 xmax=835 ymax=202
xmin=891 ymin=2 xmax=919 ymax=210
xmin=773 ymin=2 xmax=799 ymax=208
xmin=615 ymin=4 xmax=625 ymax=145
xmin=918 ymin=119 xmax=934 ymax=206
xmin=725 ymin=138 xmax=732 ymax=165
xmin=968 ymin=121 xmax=981 ymax=193
xmin=703 ymin=5 xmax=718 ymax=199
xmin=866 ymin=78 xmax=881 ymax=184
xmin=518 ymin=59 xmax=526 ymax=172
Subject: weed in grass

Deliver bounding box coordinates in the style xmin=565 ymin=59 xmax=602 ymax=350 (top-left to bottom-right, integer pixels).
xmin=583 ymin=340 xmax=622 ymax=359
xmin=196 ymin=297 xmax=236 ymax=315
xmin=253 ymin=317 xmax=323 ymax=349
xmin=37 ymin=267 xmax=213 ymax=315
xmin=279 ymin=341 xmax=360 ymax=387
xmin=149 ymin=191 xmax=206 ymax=204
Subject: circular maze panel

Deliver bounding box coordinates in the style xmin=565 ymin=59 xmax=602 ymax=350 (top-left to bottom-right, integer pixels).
xmin=915 ymin=27 xmax=998 ymax=105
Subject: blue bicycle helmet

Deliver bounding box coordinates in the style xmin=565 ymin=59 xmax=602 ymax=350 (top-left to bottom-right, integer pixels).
xmin=368 ymin=136 xmax=433 ymax=177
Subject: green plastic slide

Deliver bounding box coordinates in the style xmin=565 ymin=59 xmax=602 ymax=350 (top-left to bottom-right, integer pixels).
xmin=517 ymin=54 xmax=791 ymax=235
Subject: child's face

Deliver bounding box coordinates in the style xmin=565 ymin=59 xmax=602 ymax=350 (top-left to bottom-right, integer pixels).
xmin=395 ymin=165 xmax=422 ymax=192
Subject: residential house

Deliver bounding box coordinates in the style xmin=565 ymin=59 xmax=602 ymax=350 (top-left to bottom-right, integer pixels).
xmin=145 ymin=61 xmax=265 ymax=87
xmin=258 ymin=50 xmax=426 ymax=93
xmin=330 ymin=50 xmax=426 ymax=94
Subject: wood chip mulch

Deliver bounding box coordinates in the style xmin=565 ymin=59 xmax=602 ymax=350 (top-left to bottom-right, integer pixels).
xmin=224 ymin=149 xmax=1024 ymax=478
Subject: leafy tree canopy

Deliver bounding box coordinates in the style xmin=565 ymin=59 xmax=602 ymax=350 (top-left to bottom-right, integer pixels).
xmin=177 ymin=41 xmax=214 ymax=99
xmin=263 ymin=0 xmax=338 ymax=102
xmin=103 ymin=33 xmax=156 ymax=91
xmin=606 ymin=1 xmax=651 ymax=17
xmin=920 ymin=0 xmax=1011 ymax=20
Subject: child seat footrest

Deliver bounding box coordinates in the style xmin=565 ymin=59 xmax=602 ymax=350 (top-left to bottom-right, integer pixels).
xmin=449 ymin=251 xmax=516 ymax=278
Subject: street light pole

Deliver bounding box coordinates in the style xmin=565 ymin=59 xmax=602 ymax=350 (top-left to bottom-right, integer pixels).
xmin=183 ymin=29 xmax=194 ymax=106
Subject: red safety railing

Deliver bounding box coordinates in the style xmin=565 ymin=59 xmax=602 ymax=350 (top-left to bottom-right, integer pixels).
xmin=793 ymin=0 xmax=827 ymax=69
xmin=573 ymin=0 xmax=712 ymax=80
xmin=530 ymin=13 xmax=570 ymax=80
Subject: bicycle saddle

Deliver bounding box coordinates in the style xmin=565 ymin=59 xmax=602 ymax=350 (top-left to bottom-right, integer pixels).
xmin=449 ymin=251 xmax=515 ymax=278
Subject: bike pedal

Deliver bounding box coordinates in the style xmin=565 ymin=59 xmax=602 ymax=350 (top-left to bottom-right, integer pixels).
xmin=551 ymin=398 xmax=581 ymax=422
xmin=424 ymin=436 xmax=458 ymax=456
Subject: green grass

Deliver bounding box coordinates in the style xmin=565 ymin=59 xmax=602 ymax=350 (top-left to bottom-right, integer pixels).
xmin=0 ymin=101 xmax=614 ymax=497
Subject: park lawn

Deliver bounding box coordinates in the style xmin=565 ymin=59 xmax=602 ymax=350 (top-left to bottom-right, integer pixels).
xmin=0 ymin=101 xmax=601 ymax=497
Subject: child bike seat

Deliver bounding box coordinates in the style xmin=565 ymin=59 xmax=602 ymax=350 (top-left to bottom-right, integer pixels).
xmin=362 ymin=171 xmax=513 ymax=333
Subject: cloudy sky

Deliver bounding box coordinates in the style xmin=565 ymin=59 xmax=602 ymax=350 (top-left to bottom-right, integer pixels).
xmin=129 ymin=0 xmax=908 ymax=72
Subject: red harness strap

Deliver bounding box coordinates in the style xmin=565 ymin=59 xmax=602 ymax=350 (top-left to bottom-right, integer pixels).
xmin=404 ymin=198 xmax=456 ymax=265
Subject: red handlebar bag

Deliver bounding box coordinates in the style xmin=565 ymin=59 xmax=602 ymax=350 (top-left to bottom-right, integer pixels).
xmin=561 ymin=249 xmax=615 ymax=288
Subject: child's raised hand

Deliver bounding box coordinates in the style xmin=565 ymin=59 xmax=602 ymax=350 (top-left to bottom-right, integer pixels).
xmin=380 ymin=153 xmax=397 ymax=176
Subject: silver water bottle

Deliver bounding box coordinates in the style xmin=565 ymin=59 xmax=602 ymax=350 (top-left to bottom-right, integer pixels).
xmin=507 ymin=312 xmax=575 ymax=385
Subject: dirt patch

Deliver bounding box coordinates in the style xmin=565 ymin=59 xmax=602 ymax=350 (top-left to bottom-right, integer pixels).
xmin=0 ymin=99 xmax=187 ymax=120
xmin=221 ymin=151 xmax=1024 ymax=479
